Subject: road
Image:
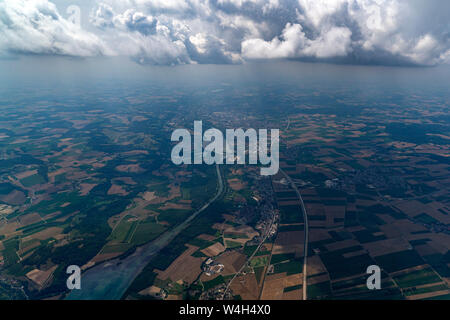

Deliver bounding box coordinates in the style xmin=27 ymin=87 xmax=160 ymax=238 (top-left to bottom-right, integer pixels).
xmin=280 ymin=169 xmax=309 ymax=300
xmin=222 ymin=211 xmax=276 ymax=299
xmin=67 ymin=164 xmax=224 ymax=300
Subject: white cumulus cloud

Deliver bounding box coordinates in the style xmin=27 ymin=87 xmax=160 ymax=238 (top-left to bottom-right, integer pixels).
xmin=0 ymin=0 xmax=448 ymax=66
xmin=0 ymin=0 xmax=109 ymax=57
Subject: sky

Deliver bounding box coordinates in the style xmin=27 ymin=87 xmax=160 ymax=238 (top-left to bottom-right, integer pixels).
xmin=0 ymin=0 xmax=449 ymax=66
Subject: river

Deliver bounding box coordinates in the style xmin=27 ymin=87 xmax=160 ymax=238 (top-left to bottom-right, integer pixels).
xmin=66 ymin=165 xmax=223 ymax=300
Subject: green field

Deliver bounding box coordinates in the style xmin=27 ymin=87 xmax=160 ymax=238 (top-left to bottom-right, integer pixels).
xmin=307 ymin=281 xmax=331 ymax=298
xmin=107 ymin=215 xmax=138 ymax=243
xmin=130 ymin=220 xmax=167 ymax=246
xmin=250 ymin=255 xmax=269 ymax=268
xmin=254 ymin=266 xmax=265 ymax=283
xmin=20 ymin=174 xmax=46 ymax=187
xmin=393 ymin=268 xmax=443 ymax=288
xmin=271 ymin=253 xmax=296 ymax=264
xmin=284 ymin=284 xmax=302 ymax=293
xmin=225 ymin=240 xmax=242 ymax=248
xmin=273 ymin=260 xmax=303 ymax=275
xmin=404 ymin=284 xmax=448 ymax=296
xmin=202 ymin=275 xmax=225 ymax=290
xmin=279 ymin=205 xmax=303 ymax=223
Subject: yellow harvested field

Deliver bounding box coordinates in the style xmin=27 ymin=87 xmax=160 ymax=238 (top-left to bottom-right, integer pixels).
xmin=18 ymin=213 xmax=42 ymax=227
xmin=79 ymin=183 xmax=97 ymax=196
xmin=115 ymin=164 xmax=145 ymax=173
xmin=282 ymin=289 xmax=301 ymax=299
xmin=201 ymin=242 xmax=226 ymax=257
xmin=261 ymin=273 xmax=302 ymax=300
xmin=26 ymin=227 xmax=63 ymax=241
xmin=363 ymin=238 xmax=412 ymax=257
xmin=15 ymin=169 xmax=38 ymax=180
xmin=197 ymin=234 xmax=217 ymax=241
xmin=138 ymin=285 xmax=161 ymax=296
xmin=160 ymin=202 xmax=191 ymax=210
xmin=107 ymin=184 xmax=128 ymax=195
xmin=142 ymin=191 xmax=156 ymax=201
xmin=155 ymin=245 xmax=204 ymax=284
xmin=230 ymin=273 xmax=260 ymax=300
xmin=216 ymin=251 xmax=247 ymax=275
xmin=90 ymin=252 xmax=123 ymax=264
xmin=306 ymin=255 xmax=328 ymax=277
xmin=26 ymin=265 xmax=58 ymax=288
xmin=0 ymin=221 xmax=21 ymax=237
xmin=407 ymin=290 xmax=450 ymax=300
xmin=19 ymin=240 xmax=41 ymax=255
xmin=0 ymin=190 xmax=26 ymax=205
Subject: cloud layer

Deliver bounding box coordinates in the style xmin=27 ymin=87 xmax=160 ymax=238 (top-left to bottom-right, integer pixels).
xmin=0 ymin=0 xmax=449 ymax=66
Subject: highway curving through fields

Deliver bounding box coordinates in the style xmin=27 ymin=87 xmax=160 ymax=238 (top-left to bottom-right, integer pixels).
xmin=280 ymin=169 xmax=309 ymax=300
